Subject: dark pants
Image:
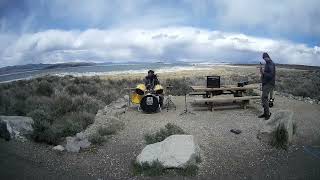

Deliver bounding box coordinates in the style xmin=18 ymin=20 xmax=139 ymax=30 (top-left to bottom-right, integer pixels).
xmin=262 ymin=84 xmax=274 ymax=115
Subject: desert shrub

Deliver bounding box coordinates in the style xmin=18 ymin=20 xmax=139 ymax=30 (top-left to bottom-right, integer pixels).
xmin=11 ymin=99 xmax=27 ymax=116
xmin=270 ymin=123 xmax=289 ymax=150
xmin=276 ymin=70 xmax=320 ymax=100
xmin=36 ymin=80 xmax=54 ymax=96
xmin=71 ymin=94 xmax=103 ymax=114
xmin=293 ymin=122 xmax=297 ymax=135
xmin=66 ymin=84 xmax=82 ymax=95
xmin=89 ymin=133 xmax=105 ymax=145
xmin=97 ymin=89 xmax=119 ymax=104
xmin=28 ymin=109 xmax=61 ymax=144
xmin=0 ymin=92 xmax=11 ymax=114
xmin=81 ymin=83 xmax=99 ymax=96
xmin=144 ymin=123 xmax=186 ymax=144
xmin=165 ymin=78 xmax=192 ymax=96
xmin=98 ymin=121 xmax=124 ymax=136
xmin=0 ymin=75 xmax=132 ymax=144
xmin=61 ymin=118 xmax=83 ymax=137
xmin=25 ymin=96 xmax=53 ymax=113
xmin=0 ymin=91 xmax=27 ymax=115
xmin=62 ymin=112 xmax=95 ymax=132
xmin=132 ymin=160 xmax=198 ymax=176
xmin=132 ymin=160 xmax=165 ymax=176
xmin=52 ymin=92 xmax=73 ymax=117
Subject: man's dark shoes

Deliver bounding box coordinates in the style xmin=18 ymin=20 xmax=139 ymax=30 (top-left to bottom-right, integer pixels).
xmin=264 ymin=113 xmax=272 ymax=120
xmin=258 ymin=114 xmax=266 ymax=118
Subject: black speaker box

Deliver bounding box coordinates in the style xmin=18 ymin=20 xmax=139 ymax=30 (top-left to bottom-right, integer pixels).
xmin=207 ymin=76 xmax=220 ymax=88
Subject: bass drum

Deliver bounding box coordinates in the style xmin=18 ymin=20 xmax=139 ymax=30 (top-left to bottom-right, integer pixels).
xmin=140 ymin=94 xmax=159 ymax=113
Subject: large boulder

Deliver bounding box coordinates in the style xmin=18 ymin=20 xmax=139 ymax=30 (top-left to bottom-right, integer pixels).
xmin=65 ymin=96 xmax=127 ymax=152
xmin=0 ymin=116 xmax=34 ymax=141
xmin=136 ymin=135 xmax=200 ymax=168
xmin=257 ymin=110 xmax=294 ymax=147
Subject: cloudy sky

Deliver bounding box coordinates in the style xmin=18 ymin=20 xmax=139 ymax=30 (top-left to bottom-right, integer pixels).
xmin=0 ymin=0 xmax=319 ymax=67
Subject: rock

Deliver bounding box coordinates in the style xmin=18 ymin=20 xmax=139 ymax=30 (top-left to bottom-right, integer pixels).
xmin=65 ymin=136 xmax=91 ymax=153
xmin=136 ymin=135 xmax=200 ymax=168
xmin=257 ymin=110 xmax=294 ymax=146
xmin=53 ymin=145 xmax=65 ymax=151
xmin=0 ymin=116 xmax=33 ymax=140
xmin=109 ymin=98 xmax=128 ymax=109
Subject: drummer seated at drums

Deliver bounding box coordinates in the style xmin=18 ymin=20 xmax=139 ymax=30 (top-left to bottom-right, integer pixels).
xmin=144 ymin=70 xmax=160 ymax=90
xmin=144 ymin=70 xmax=164 ymax=106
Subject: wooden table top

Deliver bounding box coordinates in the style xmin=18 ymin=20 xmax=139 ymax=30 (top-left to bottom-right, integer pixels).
xmin=191 ymin=85 xmax=257 ymax=92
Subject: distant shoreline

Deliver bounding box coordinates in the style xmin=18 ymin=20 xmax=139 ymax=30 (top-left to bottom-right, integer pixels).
xmin=0 ymin=63 xmax=319 ymax=83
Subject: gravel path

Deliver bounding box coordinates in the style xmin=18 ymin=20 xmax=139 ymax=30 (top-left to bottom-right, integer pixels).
xmin=1 ymin=94 xmax=320 ymax=180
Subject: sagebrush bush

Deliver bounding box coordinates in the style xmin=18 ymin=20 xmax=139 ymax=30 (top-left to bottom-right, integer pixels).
xmin=132 ymin=160 xmax=165 ymax=176
xmin=36 ymin=80 xmax=53 ymax=96
xmin=28 ymin=109 xmax=60 ymax=144
xmin=66 ymin=84 xmax=82 ymax=95
xmin=165 ymin=78 xmax=193 ymax=95
xmin=132 ymin=160 xmax=199 ymax=176
xmin=0 ymin=75 xmax=127 ymax=144
xmin=144 ymin=123 xmax=186 ymax=144
xmin=71 ymin=94 xmax=103 ymax=114
xmin=89 ymin=133 xmax=105 ymax=145
xmin=52 ymin=92 xmax=73 ymax=117
xmin=98 ymin=120 xmax=124 ymax=136
xmin=270 ymin=123 xmax=289 ymax=150
xmin=25 ymin=96 xmax=53 ymax=113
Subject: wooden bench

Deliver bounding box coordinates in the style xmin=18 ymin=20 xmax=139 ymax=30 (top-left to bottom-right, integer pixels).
xmin=193 ymin=96 xmax=260 ymax=111
xmin=189 ymin=92 xmax=208 ymax=96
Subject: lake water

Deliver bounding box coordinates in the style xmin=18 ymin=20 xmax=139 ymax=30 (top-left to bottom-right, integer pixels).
xmin=0 ymin=62 xmax=229 ymax=83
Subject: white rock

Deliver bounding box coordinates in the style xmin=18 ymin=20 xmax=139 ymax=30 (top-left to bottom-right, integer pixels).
xmin=0 ymin=116 xmax=34 ymax=140
xmin=53 ymin=145 xmax=65 ymax=151
xmin=136 ymin=135 xmax=200 ymax=168
xmin=65 ymin=136 xmax=91 ymax=153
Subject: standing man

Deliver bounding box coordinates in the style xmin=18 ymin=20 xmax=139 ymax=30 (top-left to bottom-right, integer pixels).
xmin=259 ymin=52 xmax=276 ymax=120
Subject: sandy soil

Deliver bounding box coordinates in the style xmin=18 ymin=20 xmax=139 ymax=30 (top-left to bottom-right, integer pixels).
xmin=1 ymin=93 xmax=320 ymax=180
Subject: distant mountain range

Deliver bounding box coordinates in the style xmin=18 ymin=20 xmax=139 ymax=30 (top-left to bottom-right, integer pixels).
xmin=1 ymin=61 xmax=319 ymax=76
xmin=0 ymin=62 xmax=96 ymax=75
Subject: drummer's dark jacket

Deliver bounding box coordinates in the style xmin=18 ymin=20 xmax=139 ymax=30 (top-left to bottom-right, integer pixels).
xmin=144 ymin=75 xmax=160 ymax=89
xmin=262 ymin=60 xmax=276 ymax=86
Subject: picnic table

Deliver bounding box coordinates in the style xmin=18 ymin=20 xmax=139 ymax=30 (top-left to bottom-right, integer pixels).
xmin=190 ymin=85 xmax=260 ymax=111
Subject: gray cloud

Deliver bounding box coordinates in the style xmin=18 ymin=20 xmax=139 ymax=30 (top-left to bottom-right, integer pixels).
xmin=0 ymin=0 xmax=319 ymax=67
xmin=1 ymin=27 xmax=319 ymax=67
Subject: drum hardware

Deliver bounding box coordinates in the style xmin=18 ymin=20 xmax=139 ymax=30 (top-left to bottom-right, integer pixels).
xmin=164 ymin=85 xmax=176 ymax=112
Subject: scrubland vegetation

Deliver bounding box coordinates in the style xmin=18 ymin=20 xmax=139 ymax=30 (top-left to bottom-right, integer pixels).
xmin=0 ymin=69 xmax=319 ymax=145
xmin=0 ymin=75 xmax=139 ymax=144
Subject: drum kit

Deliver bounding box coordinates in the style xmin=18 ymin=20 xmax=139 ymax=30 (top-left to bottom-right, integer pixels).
xmin=130 ymin=83 xmax=176 ymax=113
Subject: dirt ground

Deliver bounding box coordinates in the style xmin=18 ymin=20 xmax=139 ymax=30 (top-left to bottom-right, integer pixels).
xmin=1 ymin=94 xmax=320 ymax=180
